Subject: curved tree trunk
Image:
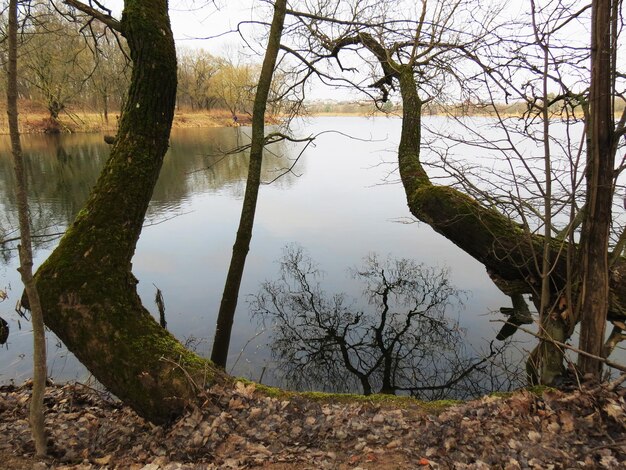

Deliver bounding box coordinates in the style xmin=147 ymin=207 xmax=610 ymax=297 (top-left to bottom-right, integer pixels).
xmin=394 ymin=62 xmax=626 ymax=381
xmin=315 ymin=26 xmax=626 ymax=383
xmin=397 ymin=70 xmax=561 ymax=289
xmin=395 ymin=67 xmax=579 ymax=383
xmin=389 ymin=63 xmax=626 ymax=325
xmin=308 ymin=14 xmax=626 ymax=383
xmin=31 ymin=0 xmax=225 ymax=424
xmin=394 ymin=60 xmax=626 ymax=381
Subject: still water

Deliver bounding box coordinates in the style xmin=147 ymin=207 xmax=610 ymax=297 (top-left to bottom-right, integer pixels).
xmin=0 ymin=116 xmax=514 ymax=391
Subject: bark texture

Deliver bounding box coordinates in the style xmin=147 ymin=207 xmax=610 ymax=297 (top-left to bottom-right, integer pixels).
xmin=31 ymin=0 xmax=224 ymax=424
xmin=211 ymin=0 xmax=288 ymax=368
xmin=577 ymin=0 xmax=614 ymax=377
xmin=8 ymin=0 xmax=47 ymax=455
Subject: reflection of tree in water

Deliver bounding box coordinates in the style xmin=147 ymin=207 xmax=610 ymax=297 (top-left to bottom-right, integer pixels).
xmin=0 ymin=134 xmax=106 ymax=264
xmin=0 ymin=129 xmax=302 ymax=264
xmin=0 ymin=202 xmax=62 ymax=265
xmin=252 ymin=246 xmax=523 ymax=400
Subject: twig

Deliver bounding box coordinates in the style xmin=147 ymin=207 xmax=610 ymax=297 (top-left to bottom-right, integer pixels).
xmin=70 ymin=380 xmax=118 ymax=405
xmin=229 ymin=329 xmax=266 ymax=374
xmin=493 ymin=320 xmax=626 ymax=373
xmin=159 ymin=356 xmax=209 ymax=399
xmin=1 ymin=231 xmax=65 ymax=245
xmin=63 ymin=0 xmax=121 ymax=31
xmin=588 ymin=439 xmax=626 ymax=453
xmin=607 ymin=373 xmax=626 ymax=392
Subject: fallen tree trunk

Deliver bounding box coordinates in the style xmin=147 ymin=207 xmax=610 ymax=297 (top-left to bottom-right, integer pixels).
xmin=30 ymin=0 xmax=225 ymax=424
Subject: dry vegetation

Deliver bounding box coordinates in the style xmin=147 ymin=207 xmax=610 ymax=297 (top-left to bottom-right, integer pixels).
xmin=1 ymin=379 xmax=625 ymax=469
xmin=0 ymin=100 xmax=247 ymax=135
xmin=7 ymin=98 xmax=613 ymax=136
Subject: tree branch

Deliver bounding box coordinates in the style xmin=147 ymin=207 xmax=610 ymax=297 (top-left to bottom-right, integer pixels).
xmin=63 ymin=0 xmax=121 ymax=31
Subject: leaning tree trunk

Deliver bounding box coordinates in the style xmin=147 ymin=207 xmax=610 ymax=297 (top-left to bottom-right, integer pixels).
xmin=394 ymin=61 xmax=626 ymax=381
xmin=344 ymin=43 xmax=626 ymax=325
xmin=395 ymin=67 xmax=576 ymax=384
xmin=211 ymin=0 xmax=288 ymax=368
xmin=321 ymin=26 xmax=626 ymax=385
xmin=31 ymin=0 xmax=224 ymax=424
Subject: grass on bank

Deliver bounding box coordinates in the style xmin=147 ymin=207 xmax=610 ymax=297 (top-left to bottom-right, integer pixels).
xmin=235 ymin=377 xmax=556 ymax=415
xmin=0 ymin=101 xmax=249 ymax=135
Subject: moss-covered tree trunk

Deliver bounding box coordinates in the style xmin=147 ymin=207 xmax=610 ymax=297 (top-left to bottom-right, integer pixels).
xmin=395 ymin=67 xmax=574 ymax=384
xmin=31 ymin=0 xmax=224 ymax=424
xmin=318 ymin=17 xmax=626 ymax=385
xmin=211 ymin=0 xmax=288 ymax=368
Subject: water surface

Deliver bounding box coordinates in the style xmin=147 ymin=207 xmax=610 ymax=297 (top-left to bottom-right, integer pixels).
xmin=0 ymin=117 xmax=513 ymax=388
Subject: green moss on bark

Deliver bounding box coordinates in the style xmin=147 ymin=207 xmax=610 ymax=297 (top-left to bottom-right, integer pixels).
xmin=31 ymin=0 xmax=224 ymax=424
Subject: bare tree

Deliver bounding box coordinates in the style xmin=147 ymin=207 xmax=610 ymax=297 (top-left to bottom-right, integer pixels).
xmin=8 ymin=0 xmax=47 ymax=456
xmin=18 ymin=3 xmax=94 ymax=131
xmin=418 ymin=1 xmax=593 ymax=383
xmin=283 ymin=0 xmax=626 ymax=384
xmin=424 ymin=0 xmax=626 ymax=381
xmin=177 ymin=47 xmax=220 ymax=111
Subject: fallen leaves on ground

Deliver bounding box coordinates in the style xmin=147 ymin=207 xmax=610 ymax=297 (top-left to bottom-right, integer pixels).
xmin=0 ymin=380 xmax=625 ymax=469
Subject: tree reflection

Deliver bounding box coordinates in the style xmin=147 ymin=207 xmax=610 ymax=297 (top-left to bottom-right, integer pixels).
xmin=252 ymin=245 xmax=522 ymax=399
xmin=0 ymin=129 xmax=300 ymax=265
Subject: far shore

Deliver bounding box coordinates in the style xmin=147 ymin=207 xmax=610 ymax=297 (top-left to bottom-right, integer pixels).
xmin=0 ymin=109 xmax=250 ymax=135
xmin=1 ymin=106 xmax=615 ymax=135
xmin=0 ymin=108 xmax=402 ymax=136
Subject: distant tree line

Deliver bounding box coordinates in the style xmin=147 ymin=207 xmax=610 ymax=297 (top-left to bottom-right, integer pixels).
xmin=309 ymin=97 xmax=626 ymax=118
xmin=177 ymin=48 xmax=286 ymax=117
xmin=0 ymin=4 xmax=281 ymax=129
xmin=0 ymin=4 xmax=129 ymax=129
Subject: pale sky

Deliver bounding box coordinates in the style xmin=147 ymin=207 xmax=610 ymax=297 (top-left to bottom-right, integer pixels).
xmin=102 ymin=0 xmax=359 ymax=100
xmin=104 ymin=1 xmax=261 ymax=53
xmin=96 ymin=1 xmax=596 ymax=103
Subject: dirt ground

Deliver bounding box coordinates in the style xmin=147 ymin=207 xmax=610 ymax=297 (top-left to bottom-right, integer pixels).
xmin=1 ymin=378 xmax=625 ymax=469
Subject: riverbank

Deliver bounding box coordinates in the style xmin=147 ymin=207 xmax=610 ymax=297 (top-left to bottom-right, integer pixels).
xmin=0 ymin=109 xmax=251 ymax=135
xmin=1 ymin=378 xmax=624 ymax=469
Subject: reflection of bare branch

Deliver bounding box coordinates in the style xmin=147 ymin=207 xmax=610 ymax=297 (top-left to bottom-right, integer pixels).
xmin=192 ymin=129 xmax=385 ymax=185
xmin=252 ymin=245 xmax=523 ymax=399
xmin=394 ymin=341 xmax=505 ymax=394
xmin=1 ymin=231 xmax=65 ymax=246
xmin=262 ymin=138 xmax=312 ymax=184
xmin=228 ymin=328 xmax=266 ymax=375
xmin=143 ymin=211 xmax=192 ymax=228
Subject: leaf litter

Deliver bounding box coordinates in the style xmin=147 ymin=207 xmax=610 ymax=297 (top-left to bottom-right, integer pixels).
xmin=0 ymin=379 xmax=625 ymax=469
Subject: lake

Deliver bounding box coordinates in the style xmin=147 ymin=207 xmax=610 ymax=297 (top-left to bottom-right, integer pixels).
xmin=0 ymin=116 xmax=521 ymax=393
